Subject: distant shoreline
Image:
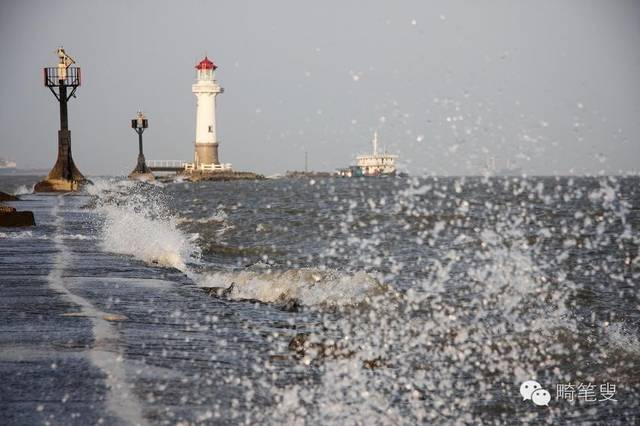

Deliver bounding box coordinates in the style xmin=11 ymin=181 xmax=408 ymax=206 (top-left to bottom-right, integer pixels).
xmin=0 ymin=169 xmax=48 ymax=176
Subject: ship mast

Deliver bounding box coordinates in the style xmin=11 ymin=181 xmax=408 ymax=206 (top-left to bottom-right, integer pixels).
xmin=372 ymin=131 xmax=378 ymax=156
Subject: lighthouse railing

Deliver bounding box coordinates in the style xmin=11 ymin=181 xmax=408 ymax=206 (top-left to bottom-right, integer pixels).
xmin=198 ymin=163 xmax=233 ymax=172
xmin=147 ymin=160 xmax=191 ymax=171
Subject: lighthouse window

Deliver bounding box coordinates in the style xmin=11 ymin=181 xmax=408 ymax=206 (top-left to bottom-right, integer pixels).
xmin=208 ymin=125 xmax=213 ymax=133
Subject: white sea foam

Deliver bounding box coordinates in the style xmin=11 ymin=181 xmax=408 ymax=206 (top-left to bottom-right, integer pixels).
xmin=264 ymin=179 xmax=585 ymax=425
xmin=90 ymin=178 xmax=200 ymax=272
xmin=0 ymin=231 xmax=48 ymax=240
xmin=197 ymin=268 xmax=387 ymax=307
xmin=196 ymin=209 xmax=228 ymax=223
xmin=100 ymin=204 xmax=199 ymax=271
xmin=60 ymin=233 xmax=97 ymax=241
xmin=177 ymin=208 xmax=228 ymax=225
xmin=90 ymin=178 xmax=382 ymax=308
xmin=11 ymin=184 xmax=34 ymax=195
xmin=84 ymin=177 xmax=135 ymax=197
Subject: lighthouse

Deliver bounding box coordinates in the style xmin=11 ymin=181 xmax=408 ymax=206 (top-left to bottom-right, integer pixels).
xmin=192 ymin=56 xmax=227 ymax=170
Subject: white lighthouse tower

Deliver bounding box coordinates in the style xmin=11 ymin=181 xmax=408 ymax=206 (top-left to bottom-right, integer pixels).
xmin=191 ymin=56 xmax=230 ymax=171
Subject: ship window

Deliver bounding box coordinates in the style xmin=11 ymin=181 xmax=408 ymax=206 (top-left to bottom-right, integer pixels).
xmin=208 ymin=125 xmax=213 ymax=133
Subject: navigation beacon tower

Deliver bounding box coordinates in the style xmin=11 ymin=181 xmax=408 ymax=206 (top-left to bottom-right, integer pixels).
xmin=35 ymin=47 xmax=87 ymax=192
xmin=192 ymin=56 xmax=227 ymax=170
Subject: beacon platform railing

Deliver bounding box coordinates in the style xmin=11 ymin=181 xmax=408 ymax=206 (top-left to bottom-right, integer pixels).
xmin=43 ymin=67 xmax=81 ymax=87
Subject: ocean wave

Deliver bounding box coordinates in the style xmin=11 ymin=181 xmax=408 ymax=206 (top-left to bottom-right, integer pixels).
xmin=59 ymin=233 xmax=97 ymax=241
xmin=177 ymin=208 xmax=229 ymax=225
xmin=0 ymin=231 xmax=48 ymax=240
xmin=84 ymin=177 xmax=136 ymax=196
xmin=90 ymin=178 xmax=200 ymax=272
xmin=11 ymin=184 xmax=34 ymax=196
xmin=197 ymin=268 xmax=388 ymax=307
xmin=195 ymin=209 xmax=228 ymax=223
xmin=99 ymin=204 xmax=199 ymax=271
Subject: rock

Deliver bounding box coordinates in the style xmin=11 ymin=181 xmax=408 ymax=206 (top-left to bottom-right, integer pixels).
xmin=288 ymin=332 xmax=311 ymax=355
xmin=0 ymin=191 xmax=18 ymax=202
xmin=288 ymin=333 xmax=379 ymax=366
xmin=202 ymin=287 xmax=222 ymax=297
xmin=1 ymin=190 xmax=35 ymax=227
xmin=202 ymin=283 xmax=235 ymax=299
xmin=362 ymin=357 xmax=386 ymax=370
xmin=221 ymin=282 xmax=236 ymax=298
xmin=279 ymin=298 xmax=301 ymax=312
xmin=287 ymin=333 xmax=344 ymax=359
xmin=202 ymin=282 xmax=235 ymax=299
xmin=0 ymin=210 xmax=35 ymax=227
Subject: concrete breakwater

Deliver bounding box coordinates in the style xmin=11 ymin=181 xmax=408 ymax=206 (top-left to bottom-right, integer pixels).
xmin=0 ymin=192 xmax=290 ymax=424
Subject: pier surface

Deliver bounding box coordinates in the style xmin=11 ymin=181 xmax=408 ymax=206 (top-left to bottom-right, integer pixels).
xmin=0 ymin=194 xmax=290 ymax=424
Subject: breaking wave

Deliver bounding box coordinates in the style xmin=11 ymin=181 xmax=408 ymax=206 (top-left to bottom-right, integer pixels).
xmin=79 ymin=175 xmax=638 ymax=423
xmin=11 ymin=184 xmax=34 ymax=196
xmin=88 ymin=178 xmax=385 ymax=308
xmin=0 ymin=231 xmax=48 ymax=240
xmin=197 ymin=268 xmax=389 ymax=307
xmin=100 ymin=204 xmax=199 ymax=271
xmin=90 ymin=178 xmax=200 ymax=272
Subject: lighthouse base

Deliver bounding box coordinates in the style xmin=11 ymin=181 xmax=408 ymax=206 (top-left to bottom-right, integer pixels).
xmin=195 ymin=142 xmax=219 ymax=167
xmin=35 ymin=130 xmax=88 ymax=193
xmin=34 ymin=178 xmax=84 ymax=193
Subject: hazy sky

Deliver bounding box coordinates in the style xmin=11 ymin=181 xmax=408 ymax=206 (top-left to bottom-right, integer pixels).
xmin=1 ymin=0 xmax=639 ymax=176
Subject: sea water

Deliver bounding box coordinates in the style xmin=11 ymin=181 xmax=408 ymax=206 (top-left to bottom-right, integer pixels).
xmin=0 ymin=175 xmax=638 ymax=424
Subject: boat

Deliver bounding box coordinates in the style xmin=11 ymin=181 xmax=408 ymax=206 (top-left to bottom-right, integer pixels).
xmin=0 ymin=158 xmax=17 ymax=174
xmin=338 ymin=132 xmax=398 ymax=177
xmin=483 ymin=157 xmax=523 ymax=176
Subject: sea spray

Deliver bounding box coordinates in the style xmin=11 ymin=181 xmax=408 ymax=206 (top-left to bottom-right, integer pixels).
xmin=198 ymin=268 xmax=388 ymax=307
xmin=11 ymin=184 xmax=34 ymax=195
xmin=90 ymin=178 xmax=387 ymax=309
xmin=82 ymin=176 xmax=639 ymax=423
xmin=100 ymin=204 xmax=199 ymax=271
xmin=91 ymin=178 xmax=200 ymax=271
xmin=605 ymin=322 xmax=640 ymax=356
xmin=262 ymin=177 xmax=594 ymax=425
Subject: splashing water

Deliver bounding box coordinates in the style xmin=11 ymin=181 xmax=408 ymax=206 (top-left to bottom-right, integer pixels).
xmin=198 ymin=268 xmax=388 ymax=307
xmin=11 ymin=184 xmax=34 ymax=195
xmin=79 ymin=175 xmax=639 ymax=423
xmin=91 ymin=178 xmax=200 ymax=272
xmin=249 ymin=176 xmax=639 ymax=424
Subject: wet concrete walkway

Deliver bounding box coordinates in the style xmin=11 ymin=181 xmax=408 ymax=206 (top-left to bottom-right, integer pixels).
xmin=0 ymin=194 xmax=299 ymax=424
